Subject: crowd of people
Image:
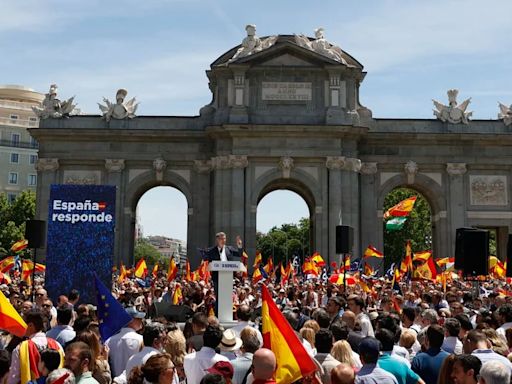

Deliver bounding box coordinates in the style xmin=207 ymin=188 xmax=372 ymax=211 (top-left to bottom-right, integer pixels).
xmin=2 ymin=269 xmax=512 ymax=384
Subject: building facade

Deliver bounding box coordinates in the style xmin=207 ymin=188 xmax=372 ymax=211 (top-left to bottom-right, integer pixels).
xmin=31 ymin=32 xmax=512 ymax=268
xmin=0 ymin=85 xmax=43 ymax=202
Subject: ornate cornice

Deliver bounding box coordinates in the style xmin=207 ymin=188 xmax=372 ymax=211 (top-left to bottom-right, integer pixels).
xmin=446 ymin=163 xmax=467 ymax=176
xmin=194 ymin=160 xmax=212 ymax=174
xmin=360 ymin=162 xmax=378 ymax=175
xmin=229 ymin=155 xmax=249 ymax=169
xmin=35 ymin=158 xmax=59 ymax=172
xmin=326 ymin=156 xmax=345 ymax=170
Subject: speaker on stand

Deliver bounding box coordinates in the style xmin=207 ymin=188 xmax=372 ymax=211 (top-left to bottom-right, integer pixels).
xmin=25 ymin=220 xmax=47 ymax=301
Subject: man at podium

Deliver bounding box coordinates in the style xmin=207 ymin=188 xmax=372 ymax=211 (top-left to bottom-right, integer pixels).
xmin=203 ymin=232 xmax=243 ymax=319
xmin=204 ymin=232 xmax=243 ymax=262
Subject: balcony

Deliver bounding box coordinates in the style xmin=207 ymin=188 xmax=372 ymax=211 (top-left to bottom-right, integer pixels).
xmin=0 ymin=116 xmax=39 ymax=128
xmin=0 ymin=100 xmax=36 ymax=111
xmin=0 ymin=139 xmax=38 ymax=149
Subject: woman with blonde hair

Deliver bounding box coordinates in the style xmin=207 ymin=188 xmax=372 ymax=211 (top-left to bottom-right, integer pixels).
xmin=75 ymin=330 xmax=111 ymax=384
xmin=330 ymin=340 xmax=357 ymax=369
xmin=165 ymin=327 xmax=187 ymax=383
xmin=300 ymin=328 xmax=316 ymax=356
xmin=128 ymin=354 xmax=175 ymax=384
xmin=302 ymin=320 xmax=320 ymax=334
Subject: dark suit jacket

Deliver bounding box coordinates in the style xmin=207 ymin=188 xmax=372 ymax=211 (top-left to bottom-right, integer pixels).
xmin=204 ymin=245 xmax=242 ymax=262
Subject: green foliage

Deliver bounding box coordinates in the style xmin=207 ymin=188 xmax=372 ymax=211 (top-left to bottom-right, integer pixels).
xmin=0 ymin=191 xmax=36 ymax=257
xmin=383 ymin=188 xmax=432 ymax=268
xmin=256 ymin=217 xmax=310 ymax=264
xmin=134 ymin=238 xmax=166 ymax=267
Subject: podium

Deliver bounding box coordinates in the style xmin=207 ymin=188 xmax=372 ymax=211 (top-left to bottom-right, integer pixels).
xmin=209 ymin=261 xmax=245 ymax=323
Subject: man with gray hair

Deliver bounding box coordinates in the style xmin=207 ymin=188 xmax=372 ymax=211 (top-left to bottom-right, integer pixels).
xmin=478 ymin=360 xmax=511 ymax=384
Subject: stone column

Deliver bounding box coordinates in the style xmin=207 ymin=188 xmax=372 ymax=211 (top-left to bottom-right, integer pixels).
xmin=229 ymin=155 xmax=249 ymax=243
xmin=105 ymin=159 xmax=125 ymax=266
xmin=191 ymin=160 xmax=213 ymax=268
xmin=326 ymin=157 xmax=344 ymax=265
xmin=35 ymin=158 xmax=59 ymax=260
xmin=359 ymin=162 xmax=379 ymax=254
xmin=446 ymin=163 xmax=467 ymax=256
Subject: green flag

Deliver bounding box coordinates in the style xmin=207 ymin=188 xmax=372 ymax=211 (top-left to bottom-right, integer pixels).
xmin=386 ymin=217 xmax=407 ymax=231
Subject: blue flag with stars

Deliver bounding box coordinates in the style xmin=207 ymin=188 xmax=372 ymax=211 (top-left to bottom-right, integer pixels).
xmin=94 ymin=274 xmax=132 ymax=341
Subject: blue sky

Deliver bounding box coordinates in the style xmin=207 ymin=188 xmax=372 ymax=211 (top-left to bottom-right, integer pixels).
xmin=3 ymin=0 xmax=512 ymax=239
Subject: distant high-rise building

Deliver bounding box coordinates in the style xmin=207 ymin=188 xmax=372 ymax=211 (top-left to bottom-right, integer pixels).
xmin=147 ymin=235 xmax=187 ymax=266
xmin=0 ymin=85 xmax=44 ymax=202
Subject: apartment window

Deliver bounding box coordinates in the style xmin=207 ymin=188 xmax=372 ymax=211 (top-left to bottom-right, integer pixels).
xmin=11 ymin=133 xmax=20 ymax=146
xmin=8 ymin=172 xmax=18 ymax=184
xmin=28 ymin=174 xmax=37 ymax=186
xmin=28 ymin=117 xmax=37 ymax=127
xmin=7 ymin=193 xmax=17 ymax=204
xmin=30 ymin=136 xmax=38 ymax=147
xmin=29 ymin=154 xmax=38 ymax=164
xmin=10 ymin=115 xmax=18 ymax=120
xmin=10 ymin=153 xmax=19 ymax=163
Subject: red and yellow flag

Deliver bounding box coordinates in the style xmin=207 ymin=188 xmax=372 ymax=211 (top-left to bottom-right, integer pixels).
xmin=363 ymin=245 xmax=383 ymax=259
xmin=383 ymin=196 xmax=417 ymax=220
xmin=11 ymin=239 xmax=28 ymax=253
xmin=151 ymin=264 xmax=159 ymax=279
xmin=413 ymin=250 xmax=432 ymax=262
xmin=264 ymin=257 xmax=274 ymax=275
xmin=172 ymin=284 xmax=182 ymax=305
xmin=134 ymin=258 xmax=148 ymax=278
xmin=253 ymin=251 xmax=262 ymax=268
xmin=400 ymin=241 xmax=413 ymax=275
xmin=21 ymin=260 xmax=45 ymax=284
xmin=118 ymin=263 xmax=127 ymax=283
xmin=339 ymin=256 xmax=351 ymax=273
xmin=0 ymin=257 xmax=15 ymax=273
xmin=413 ymin=257 xmax=437 ymax=280
xmin=302 ymin=259 xmax=319 ymax=276
xmin=311 ymin=252 xmax=326 ymax=267
xmin=261 ymin=285 xmax=317 ymax=384
xmin=0 ymin=290 xmax=27 ymax=337
xmin=167 ymin=258 xmax=178 ymax=282
xmin=185 ymin=259 xmax=192 ymax=282
xmin=364 ymin=263 xmax=374 ymax=276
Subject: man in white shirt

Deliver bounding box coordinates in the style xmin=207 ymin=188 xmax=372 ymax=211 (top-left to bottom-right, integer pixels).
xmin=230 ymin=305 xmax=263 ymax=347
xmin=347 ymin=294 xmax=374 ymax=338
xmin=442 ymin=318 xmax=463 ymax=354
xmin=106 ymin=307 xmax=145 ymax=377
xmin=463 ymin=329 xmax=512 ymax=374
xmin=496 ymin=304 xmax=512 ymax=339
xmin=184 ymin=325 xmax=229 ymax=384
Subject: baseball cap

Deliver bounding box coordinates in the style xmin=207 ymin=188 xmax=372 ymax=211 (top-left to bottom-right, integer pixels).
xmin=125 ymin=306 xmax=146 ymax=319
xmin=207 ymin=361 xmax=234 ymax=380
xmin=358 ymin=337 xmax=381 ymax=358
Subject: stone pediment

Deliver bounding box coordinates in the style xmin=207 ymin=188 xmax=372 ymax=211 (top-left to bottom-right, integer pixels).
xmin=211 ymin=36 xmax=363 ymax=69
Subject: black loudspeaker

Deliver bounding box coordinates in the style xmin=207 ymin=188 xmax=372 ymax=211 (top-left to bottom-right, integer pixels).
xmin=25 ymin=220 xmax=46 ymax=249
xmin=507 ymin=234 xmax=512 ymax=278
xmin=336 ymin=225 xmax=353 ymax=254
xmin=455 ymin=228 xmax=489 ymax=276
xmin=150 ymin=302 xmax=194 ymax=322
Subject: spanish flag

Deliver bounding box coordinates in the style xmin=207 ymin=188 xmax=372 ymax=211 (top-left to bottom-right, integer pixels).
xmin=185 ymin=259 xmax=192 ymax=282
xmin=252 ymin=265 xmax=268 ymax=284
xmin=0 ymin=257 xmax=15 ymax=273
xmin=329 ymin=273 xmax=356 ymax=286
xmin=253 ymin=251 xmax=262 ymax=268
xmin=311 ymin=252 xmax=326 ymax=267
xmin=134 ymin=258 xmax=148 ymax=278
xmin=0 ymin=289 xmax=27 ymax=337
xmin=261 ymin=285 xmax=317 ymax=384
xmin=302 ymin=259 xmax=318 ymax=276
xmin=383 ymin=196 xmax=417 ymax=220
xmin=118 ymin=263 xmax=127 ymax=283
xmin=400 ymin=240 xmax=413 ymax=275
xmin=21 ymin=260 xmax=45 ymax=284
xmin=413 ymin=257 xmax=437 ymax=280
xmin=364 ymin=263 xmax=375 ymax=276
xmin=363 ymin=245 xmax=384 ymax=259
xmin=264 ymin=257 xmax=274 ymax=275
xmin=10 ymin=239 xmax=28 ymax=253
xmin=339 ymin=256 xmax=351 ymax=273
xmin=413 ymin=250 xmax=432 ymax=262
xmin=167 ymin=258 xmax=178 ymax=282
xmin=151 ymin=263 xmax=159 ymax=279
xmin=172 ymin=284 xmax=182 ymax=305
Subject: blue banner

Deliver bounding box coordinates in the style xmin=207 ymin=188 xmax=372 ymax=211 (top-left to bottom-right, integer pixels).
xmin=46 ymin=184 xmax=116 ymax=304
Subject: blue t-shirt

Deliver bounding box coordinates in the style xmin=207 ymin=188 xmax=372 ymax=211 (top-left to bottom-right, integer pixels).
xmin=411 ymin=348 xmax=450 ymax=384
xmin=378 ymin=354 xmax=420 ymax=384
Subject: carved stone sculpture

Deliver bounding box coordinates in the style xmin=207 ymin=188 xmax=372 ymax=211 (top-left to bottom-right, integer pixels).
xmin=98 ymin=89 xmax=138 ymax=121
xmin=432 ymin=89 xmax=472 ymax=124
xmin=65 ymin=176 xmax=96 ymax=185
xmin=344 ymin=158 xmax=362 ymax=172
xmin=404 ymin=161 xmax=418 ymax=184
xmin=194 ymin=160 xmax=213 ymax=174
xmin=294 ymin=28 xmax=347 ymax=64
xmin=35 ymin=158 xmax=59 ymax=172
xmin=498 ymin=102 xmax=512 ymax=126
xmin=229 ymin=24 xmax=277 ymax=62
xmin=325 ymin=156 xmax=346 ymax=170
xmin=279 ymin=156 xmax=294 ymax=178
xmin=105 ymin=159 xmax=125 ymax=172
xmin=32 ymin=84 xmax=76 ymax=119
xmin=470 ymin=175 xmax=508 ymax=206
xmin=446 ymin=163 xmax=467 ymax=176
xmin=153 ymin=157 xmax=167 ymax=181
xmin=211 ymin=156 xmax=231 ymax=170
xmin=229 ymin=155 xmax=249 ymax=169
xmin=360 ymin=162 xmax=378 ymax=175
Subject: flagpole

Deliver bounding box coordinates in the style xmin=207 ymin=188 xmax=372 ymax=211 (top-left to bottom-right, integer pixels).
xmin=30 ymin=248 xmax=37 ymax=302
xmin=342 ymin=253 xmax=347 ymax=293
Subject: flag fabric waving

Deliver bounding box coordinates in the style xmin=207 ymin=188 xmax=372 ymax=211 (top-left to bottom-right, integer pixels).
xmin=172 ymin=284 xmax=182 ymax=305
xmin=167 ymin=258 xmax=178 ymax=282
xmin=413 ymin=250 xmax=432 ymax=262
xmin=400 ymin=241 xmax=413 ymax=276
xmin=383 ymin=196 xmax=417 ymax=220
xmin=151 ymin=264 xmax=159 ymax=279
xmin=10 ymin=239 xmax=28 ymax=253
xmin=185 ymin=259 xmax=192 ymax=282
xmin=0 ymin=257 xmax=15 ymax=273
xmin=363 ymin=245 xmax=384 ymax=259
xmin=0 ymin=289 xmax=27 ymax=337
xmin=118 ymin=263 xmax=127 ymax=283
xmin=302 ymin=259 xmax=319 ymax=276
xmin=94 ymin=274 xmax=132 ymax=340
xmin=261 ymin=285 xmax=317 ymax=384
xmin=311 ymin=252 xmax=326 ymax=267
xmin=413 ymin=257 xmax=438 ymax=280
xmin=385 ymin=217 xmax=407 ymax=231
xmin=253 ymin=251 xmax=262 ymax=268
xmin=134 ymin=258 xmax=148 ymax=279
xmin=252 ymin=264 xmax=268 ymax=284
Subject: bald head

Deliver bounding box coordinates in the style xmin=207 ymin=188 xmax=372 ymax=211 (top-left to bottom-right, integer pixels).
xmin=342 ymin=310 xmax=356 ymax=329
xmin=252 ymin=348 xmax=276 ymax=380
xmin=331 ymin=363 xmax=355 ymax=384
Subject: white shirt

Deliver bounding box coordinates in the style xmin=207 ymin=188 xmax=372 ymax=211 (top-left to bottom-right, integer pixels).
xmin=497 ymin=322 xmax=512 ymax=339
xmin=106 ymin=327 xmax=143 ymax=377
xmin=219 ymin=247 xmax=227 ymax=261
xmin=356 ymin=312 xmax=374 ymax=337
xmin=442 ymin=336 xmax=463 ymax=355
xmin=183 ymin=346 xmax=229 ymax=384
xmin=229 ymin=322 xmax=263 ymax=347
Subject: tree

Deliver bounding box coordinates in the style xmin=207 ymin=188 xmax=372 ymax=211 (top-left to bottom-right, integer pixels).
xmin=383 ymin=188 xmax=432 ymax=268
xmin=0 ymin=191 xmax=36 ymax=257
xmin=256 ymin=217 xmax=310 ymax=264
xmin=134 ymin=238 xmax=165 ymax=267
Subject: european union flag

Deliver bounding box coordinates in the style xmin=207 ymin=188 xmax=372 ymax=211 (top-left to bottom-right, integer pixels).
xmin=94 ymin=274 xmax=132 ymax=341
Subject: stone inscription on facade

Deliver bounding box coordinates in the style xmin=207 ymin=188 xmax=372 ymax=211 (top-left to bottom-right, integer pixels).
xmin=469 ymin=175 xmax=508 ymax=206
xmin=261 ymin=82 xmax=312 ymax=101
